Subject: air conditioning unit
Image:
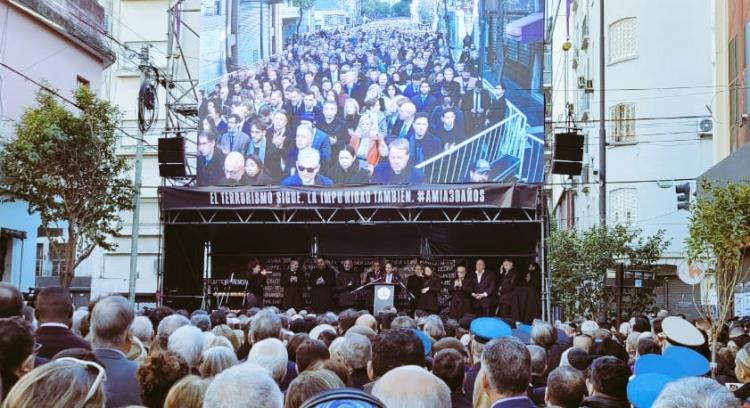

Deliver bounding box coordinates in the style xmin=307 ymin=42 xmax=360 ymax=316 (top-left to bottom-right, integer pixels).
xmin=697 ymin=118 xmax=713 ymax=138
xmin=585 ymin=79 xmax=594 ymax=93
xmin=577 ymin=76 xmax=586 ymax=89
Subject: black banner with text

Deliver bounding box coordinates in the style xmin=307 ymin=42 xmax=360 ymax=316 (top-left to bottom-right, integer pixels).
xmin=160 ymin=183 xmax=538 ymax=210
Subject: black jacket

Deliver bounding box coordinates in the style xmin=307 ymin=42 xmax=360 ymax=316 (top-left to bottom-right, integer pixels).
xmin=280 ymin=267 xmax=305 ymax=311
xmin=466 ymin=270 xmax=497 ymax=309
xmin=580 ymin=394 xmax=630 ymax=408
xmin=36 ymin=325 xmax=92 ymax=360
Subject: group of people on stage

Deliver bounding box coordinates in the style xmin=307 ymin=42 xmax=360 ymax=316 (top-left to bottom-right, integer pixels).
xmin=241 ymin=256 xmax=541 ymax=321
xmin=197 ymin=22 xmax=507 ymax=187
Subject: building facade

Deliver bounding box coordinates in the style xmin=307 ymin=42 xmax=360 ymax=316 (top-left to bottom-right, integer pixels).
xmin=546 ymin=0 xmax=716 ymax=315
xmin=0 ymin=0 xmax=114 ymax=303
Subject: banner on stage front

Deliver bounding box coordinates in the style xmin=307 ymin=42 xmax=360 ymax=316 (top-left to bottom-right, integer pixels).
xmin=160 ymin=183 xmax=538 ymax=210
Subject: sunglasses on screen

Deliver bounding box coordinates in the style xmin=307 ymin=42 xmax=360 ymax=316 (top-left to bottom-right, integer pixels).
xmin=297 ymin=165 xmax=317 ymax=173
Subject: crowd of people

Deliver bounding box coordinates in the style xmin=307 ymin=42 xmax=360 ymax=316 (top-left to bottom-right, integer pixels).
xmin=197 ymin=23 xmax=508 ymax=187
xmin=1 ymin=279 xmax=750 ymax=408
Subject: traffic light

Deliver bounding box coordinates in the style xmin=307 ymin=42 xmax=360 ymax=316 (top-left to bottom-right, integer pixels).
xmin=675 ymin=182 xmax=691 ymax=211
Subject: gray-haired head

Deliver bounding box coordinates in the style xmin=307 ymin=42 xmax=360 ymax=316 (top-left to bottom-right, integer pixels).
xmin=168 ymin=325 xmax=204 ymax=370
xmin=652 ymin=377 xmax=741 ymax=408
xmin=423 ymin=315 xmax=446 ymax=340
xmin=203 ymin=363 xmax=283 ymax=408
xmin=158 ymin=314 xmax=191 ymax=339
xmin=545 ymin=366 xmax=586 ymax=408
xmin=372 ymin=365 xmax=450 ymax=408
xmin=526 ymin=344 xmax=547 ymax=376
xmin=481 ymin=337 xmax=531 ymax=397
xmin=390 ymin=315 xmax=418 ymax=330
xmin=250 ymin=310 xmax=282 ymax=343
xmin=246 ymin=338 xmax=288 ymax=385
xmin=340 ymin=332 xmax=372 ymax=370
xmin=531 ymin=322 xmax=557 ymax=349
xmin=200 ymin=345 xmax=238 ymax=378
xmin=191 ymin=313 xmax=211 ymax=332
xmin=91 ymin=296 xmax=134 ymax=349
xmin=131 ymin=315 xmax=154 ymax=344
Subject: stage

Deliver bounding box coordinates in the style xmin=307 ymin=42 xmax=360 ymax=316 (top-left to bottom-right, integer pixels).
xmin=158 ymin=183 xmax=547 ymax=317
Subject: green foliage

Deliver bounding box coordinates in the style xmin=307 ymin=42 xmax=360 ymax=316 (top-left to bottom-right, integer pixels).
xmin=390 ymin=0 xmax=411 ymax=17
xmin=0 ymin=87 xmax=134 ymax=288
xmin=362 ymin=0 xmax=391 ymax=18
xmin=548 ymin=224 xmax=670 ymax=319
xmin=687 ymin=179 xmax=750 ymax=341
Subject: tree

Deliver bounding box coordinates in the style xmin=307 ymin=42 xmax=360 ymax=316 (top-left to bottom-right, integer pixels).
xmin=0 ymin=87 xmax=135 ymax=288
xmin=687 ymin=179 xmax=750 ymax=374
xmin=293 ymin=0 xmax=316 ymax=35
xmin=391 ymin=0 xmax=411 ymax=17
xmin=548 ymin=224 xmax=670 ymax=320
xmin=362 ymin=0 xmax=391 ymax=19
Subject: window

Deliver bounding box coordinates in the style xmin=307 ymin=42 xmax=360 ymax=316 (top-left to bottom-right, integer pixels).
xmin=609 ymin=103 xmax=636 ymax=143
xmin=35 ymin=244 xmax=44 ymax=276
xmin=76 ymin=76 xmax=90 ymax=89
xmin=610 ymin=188 xmax=637 ymax=225
xmin=609 ymin=18 xmax=637 ymax=63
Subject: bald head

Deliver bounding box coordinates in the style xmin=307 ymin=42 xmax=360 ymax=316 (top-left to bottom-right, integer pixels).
xmin=0 ymin=283 xmax=23 ymax=318
xmin=224 ymin=152 xmax=245 ymax=181
xmin=372 ymin=365 xmax=451 ymax=408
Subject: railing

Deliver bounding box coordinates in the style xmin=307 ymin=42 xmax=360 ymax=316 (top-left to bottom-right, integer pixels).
xmin=519 ymin=133 xmax=544 ymax=183
xmin=415 ymin=101 xmax=529 ymax=183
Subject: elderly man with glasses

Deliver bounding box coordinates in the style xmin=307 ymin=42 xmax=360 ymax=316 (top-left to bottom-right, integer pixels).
xmin=217 ymin=152 xmax=251 ymax=186
xmin=281 ymin=148 xmax=333 ymax=186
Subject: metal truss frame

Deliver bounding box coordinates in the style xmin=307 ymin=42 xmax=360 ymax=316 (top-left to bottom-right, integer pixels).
xmin=162 ymin=206 xmax=540 ymax=225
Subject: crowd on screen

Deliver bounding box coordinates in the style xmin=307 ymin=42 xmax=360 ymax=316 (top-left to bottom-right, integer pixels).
xmin=197 ymin=23 xmax=508 ymax=187
xmin=2 ymin=270 xmax=750 ymax=407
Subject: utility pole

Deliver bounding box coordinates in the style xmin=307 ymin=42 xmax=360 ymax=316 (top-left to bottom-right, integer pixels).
xmin=478 ymin=0 xmax=485 ymax=79
xmin=128 ymin=47 xmax=150 ymax=304
xmin=598 ymin=0 xmax=607 ymax=224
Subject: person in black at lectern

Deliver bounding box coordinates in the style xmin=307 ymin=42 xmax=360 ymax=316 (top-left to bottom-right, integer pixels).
xmin=309 ymin=256 xmax=336 ymax=313
xmin=336 ymin=259 xmax=362 ymax=310
xmin=280 ymin=259 xmax=304 ymax=311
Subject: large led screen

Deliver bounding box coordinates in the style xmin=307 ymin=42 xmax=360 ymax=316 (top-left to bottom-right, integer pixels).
xmin=197 ymin=0 xmax=544 ymax=187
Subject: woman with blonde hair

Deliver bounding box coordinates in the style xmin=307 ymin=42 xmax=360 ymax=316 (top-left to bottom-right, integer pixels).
xmin=163 ymin=375 xmax=210 ymax=408
xmin=4 ymin=358 xmax=105 ymax=408
xmin=211 ymin=324 xmax=240 ymax=352
xmin=349 ymin=113 xmax=388 ymax=173
xmin=199 ymin=346 xmax=238 ymax=378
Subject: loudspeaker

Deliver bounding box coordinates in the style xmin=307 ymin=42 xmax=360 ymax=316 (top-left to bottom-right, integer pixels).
xmin=158 ymin=136 xmax=186 ymax=177
xmin=551 ymin=131 xmax=584 ymax=176
xmin=158 ymin=137 xmax=186 ymax=163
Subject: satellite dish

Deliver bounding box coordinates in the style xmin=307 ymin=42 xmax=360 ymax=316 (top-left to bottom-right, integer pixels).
xmin=699 ymin=118 xmax=713 ymax=133
xmin=678 ymin=262 xmax=705 ymax=285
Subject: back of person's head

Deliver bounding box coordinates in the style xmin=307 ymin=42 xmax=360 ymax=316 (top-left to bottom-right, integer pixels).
xmin=168 ymin=325 xmax=204 ymax=370
xmin=339 ymin=332 xmax=371 ymax=371
xmin=4 ymin=358 xmax=105 ymax=408
xmin=204 ymin=363 xmax=283 ymax=408
xmin=380 ymin=311 xmax=397 ymax=331
xmin=251 ymin=310 xmax=282 ymax=343
xmin=90 ymin=295 xmax=134 ymax=349
xmin=136 ymin=349 xmax=189 ymax=408
xmin=200 ymin=345 xmax=238 ymax=378
xmin=337 ymin=309 xmax=359 ymax=334
xmin=164 ymin=375 xmax=210 ymax=408
xmin=318 ymin=329 xmax=337 ymax=348
xmin=52 ymin=347 xmax=102 ymax=364
xmin=318 ymin=360 xmax=352 ymax=386
xmin=0 ymin=283 xmax=23 ymax=318
xmin=148 ymin=306 xmax=174 ymax=333
xmin=637 ymin=337 xmax=661 ymax=357
xmin=157 ymin=313 xmax=190 ymax=344
xmin=371 ymin=328 xmax=425 ymax=378
xmin=633 ymin=316 xmax=651 ymax=333
xmin=284 ymin=369 xmax=346 ymax=408
xmin=296 ymin=339 xmax=330 ymax=373
xmin=356 ymin=314 xmax=378 ymax=331
xmin=588 ymin=356 xmax=629 ymax=398
xmin=652 ymin=377 xmax=741 ymax=408
xmin=346 ymin=325 xmax=377 ymax=344
xmin=372 ymin=365 xmax=451 ymax=408
xmin=545 ymin=366 xmax=586 ymax=408
xmin=212 ymin=324 xmax=240 ymax=351
xmin=390 ymin=316 xmax=417 ymax=330
xmin=423 ymin=316 xmax=446 ymax=340
xmin=288 ymin=333 xmax=310 ymax=363
xmin=247 ymin=338 xmax=288 ymax=384
xmin=526 ymin=344 xmax=547 ymax=376
xmin=0 ymin=317 xmax=34 ymax=392
xmin=531 ymin=322 xmax=557 ymax=349
xmin=573 ymin=334 xmax=593 ymax=352
xmin=481 ymin=337 xmax=530 ymax=397
xmin=432 ymin=349 xmax=465 ymax=392
xmin=131 ymin=315 xmax=154 ymax=344
xmin=191 ymin=313 xmax=211 ymax=332
xmin=34 ymin=286 xmax=72 ymax=324
xmin=432 ymin=337 xmax=465 ymax=357
xmin=444 ymin=319 xmax=459 ymax=338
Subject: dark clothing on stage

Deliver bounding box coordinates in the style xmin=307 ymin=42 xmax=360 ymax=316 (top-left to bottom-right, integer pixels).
xmin=280 ymin=268 xmax=305 ymax=311
xmin=511 ymin=286 xmax=541 ymax=324
xmin=497 ymin=268 xmax=518 ymax=318
xmin=466 ymin=270 xmax=497 ymax=316
xmin=336 ymin=269 xmax=362 ymax=309
xmin=247 ymin=272 xmax=267 ymax=307
xmin=329 ymin=164 xmax=370 ymax=185
xmin=406 ymin=274 xmax=425 ymax=313
xmin=364 ymin=271 xmax=401 ymax=312
xmin=417 ymin=275 xmax=441 ymax=313
xmin=449 ymin=278 xmax=472 ymax=320
xmin=309 ymin=266 xmax=336 ymax=313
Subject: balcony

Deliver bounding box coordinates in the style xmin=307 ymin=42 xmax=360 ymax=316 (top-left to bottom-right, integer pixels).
xmin=14 ymin=0 xmax=116 ymax=65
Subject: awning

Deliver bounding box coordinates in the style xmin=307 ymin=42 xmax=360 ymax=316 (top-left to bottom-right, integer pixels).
xmin=699 ymin=142 xmax=750 ymax=189
xmin=505 ymin=12 xmax=544 ymax=44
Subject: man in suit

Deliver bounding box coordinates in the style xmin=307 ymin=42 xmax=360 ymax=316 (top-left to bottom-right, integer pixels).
xmin=411 ymin=81 xmax=439 ymax=114
xmin=217 ymin=114 xmax=251 ymax=155
xmin=216 ymin=152 xmax=251 ymax=186
xmin=497 ymin=258 xmax=518 ymax=318
xmin=322 ymin=60 xmax=341 ymax=84
xmin=467 ymin=259 xmax=497 ymax=316
xmin=462 ymin=81 xmax=491 ymax=134
xmin=91 ymin=296 xmax=142 ymax=408
xmin=246 ymin=119 xmax=269 ymax=163
xmin=301 ymin=91 xmax=322 ymax=122
xmin=364 ymin=261 xmax=402 ymax=313
xmin=488 ymin=84 xmax=508 ymax=125
xmin=309 ymin=257 xmax=336 ymax=313
xmin=371 ymin=138 xmax=425 ymax=185
xmin=197 ymin=131 xmax=226 ymax=186
xmin=336 ymin=258 xmax=362 ymax=310
xmin=481 ymin=337 xmax=536 ymax=408
xmin=35 ymin=287 xmax=91 ymax=359
xmin=388 ymin=102 xmax=417 ymax=145
xmin=280 ymin=259 xmax=304 ymax=311
xmin=408 ymin=113 xmax=443 ymax=164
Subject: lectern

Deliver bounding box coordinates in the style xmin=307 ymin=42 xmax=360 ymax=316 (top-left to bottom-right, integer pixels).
xmin=373 ymin=283 xmax=396 ymax=315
